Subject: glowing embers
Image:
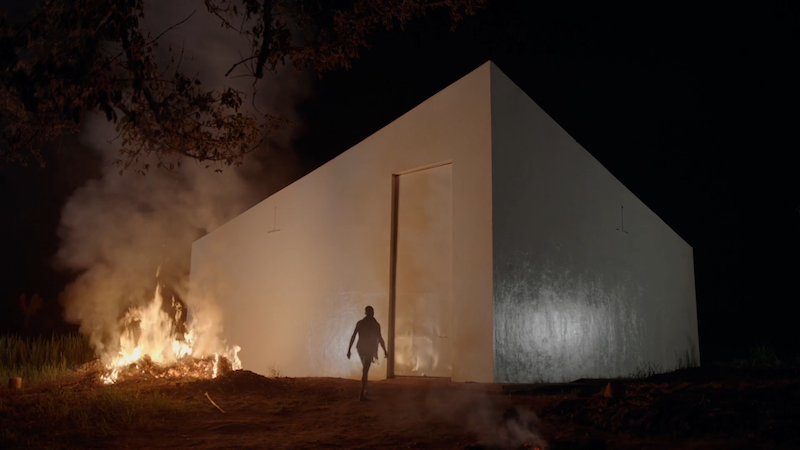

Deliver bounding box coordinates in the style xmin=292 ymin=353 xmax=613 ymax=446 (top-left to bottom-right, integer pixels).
xmin=101 ymin=282 xmax=241 ymax=384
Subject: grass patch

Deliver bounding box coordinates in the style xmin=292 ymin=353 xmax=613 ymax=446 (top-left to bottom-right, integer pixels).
xmin=628 ymin=361 xmax=663 ymax=379
xmin=747 ymin=344 xmax=780 ymax=368
xmin=274 ymin=401 xmax=291 ymax=414
xmin=272 ymin=400 xmax=302 ymax=414
xmin=711 ymin=344 xmax=797 ymax=370
xmin=0 ymin=334 xmax=95 ymax=386
xmin=0 ymin=384 xmax=198 ymax=449
xmin=267 ymin=365 xmax=284 ymax=378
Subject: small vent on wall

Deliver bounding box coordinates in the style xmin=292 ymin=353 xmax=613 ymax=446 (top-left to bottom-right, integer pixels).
xmin=616 ymin=205 xmax=628 ymax=234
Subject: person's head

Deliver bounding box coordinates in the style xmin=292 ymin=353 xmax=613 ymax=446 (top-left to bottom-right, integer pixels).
xmin=365 ymin=306 xmax=374 ymax=317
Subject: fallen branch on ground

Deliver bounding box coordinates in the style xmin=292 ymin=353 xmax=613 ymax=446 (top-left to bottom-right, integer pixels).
xmin=204 ymin=391 xmax=225 ymax=413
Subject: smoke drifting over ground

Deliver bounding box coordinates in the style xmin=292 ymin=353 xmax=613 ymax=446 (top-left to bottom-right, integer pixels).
xmin=421 ymin=385 xmax=547 ymax=449
xmin=56 ymin=0 xmax=310 ymax=358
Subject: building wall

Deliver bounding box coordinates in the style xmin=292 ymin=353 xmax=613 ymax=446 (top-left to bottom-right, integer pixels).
xmin=490 ymin=64 xmax=699 ymax=383
xmin=190 ymin=64 xmax=495 ymax=382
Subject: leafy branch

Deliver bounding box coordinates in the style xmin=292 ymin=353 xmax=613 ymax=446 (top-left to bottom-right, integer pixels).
xmin=0 ymin=0 xmax=485 ymax=171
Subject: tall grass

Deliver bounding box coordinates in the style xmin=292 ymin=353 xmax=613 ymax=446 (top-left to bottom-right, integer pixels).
xmin=627 ymin=361 xmax=664 ymax=379
xmin=747 ymin=344 xmax=780 ymax=368
xmin=1 ymin=385 xmax=196 ymax=448
xmin=0 ymin=334 xmax=96 ymax=386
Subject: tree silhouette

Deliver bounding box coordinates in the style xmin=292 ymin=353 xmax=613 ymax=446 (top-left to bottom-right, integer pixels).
xmin=0 ymin=0 xmax=485 ymax=171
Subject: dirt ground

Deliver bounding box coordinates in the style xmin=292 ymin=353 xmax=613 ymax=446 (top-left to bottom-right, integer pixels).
xmin=2 ymin=366 xmax=800 ymax=449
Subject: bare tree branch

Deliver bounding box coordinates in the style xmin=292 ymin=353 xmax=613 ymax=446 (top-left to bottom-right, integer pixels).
xmin=225 ymin=55 xmax=257 ymax=77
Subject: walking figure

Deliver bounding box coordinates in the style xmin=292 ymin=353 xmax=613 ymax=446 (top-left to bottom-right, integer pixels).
xmin=347 ymin=306 xmax=388 ymax=401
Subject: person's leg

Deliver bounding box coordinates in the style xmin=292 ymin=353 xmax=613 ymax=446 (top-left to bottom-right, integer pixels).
xmin=360 ymin=355 xmax=372 ymax=400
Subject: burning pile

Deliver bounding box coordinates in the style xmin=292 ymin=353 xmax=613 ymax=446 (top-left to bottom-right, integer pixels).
xmin=100 ymin=281 xmax=241 ymax=384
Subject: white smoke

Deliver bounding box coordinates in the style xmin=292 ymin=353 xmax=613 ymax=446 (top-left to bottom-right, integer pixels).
xmin=421 ymin=387 xmax=547 ymax=449
xmin=56 ymin=0 xmax=310 ymax=357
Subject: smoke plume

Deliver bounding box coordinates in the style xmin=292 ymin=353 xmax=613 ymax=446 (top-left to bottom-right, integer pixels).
xmin=422 ymin=386 xmax=548 ymax=449
xmin=56 ymin=0 xmax=310 ymax=358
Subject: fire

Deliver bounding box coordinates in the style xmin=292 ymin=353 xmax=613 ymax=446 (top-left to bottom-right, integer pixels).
xmin=101 ymin=280 xmax=241 ymax=384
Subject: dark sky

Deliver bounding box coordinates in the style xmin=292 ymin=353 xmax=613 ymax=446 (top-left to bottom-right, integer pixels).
xmin=1 ymin=2 xmax=798 ymax=361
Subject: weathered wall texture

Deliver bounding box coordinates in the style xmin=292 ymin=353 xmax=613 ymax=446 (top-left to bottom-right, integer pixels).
xmin=190 ymin=64 xmax=495 ymax=382
xmin=490 ymin=64 xmax=699 ymax=383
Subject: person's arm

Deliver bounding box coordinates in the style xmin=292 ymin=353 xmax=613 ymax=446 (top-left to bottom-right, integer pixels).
xmin=347 ymin=324 xmax=358 ymax=359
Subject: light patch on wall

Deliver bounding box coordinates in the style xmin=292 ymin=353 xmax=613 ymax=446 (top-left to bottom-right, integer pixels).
xmin=494 ymin=253 xmax=648 ymax=383
xmin=394 ymin=293 xmax=445 ymax=375
xmin=307 ymin=289 xmax=389 ymax=380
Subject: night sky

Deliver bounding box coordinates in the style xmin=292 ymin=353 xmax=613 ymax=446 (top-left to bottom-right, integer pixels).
xmin=1 ymin=2 xmax=798 ymax=362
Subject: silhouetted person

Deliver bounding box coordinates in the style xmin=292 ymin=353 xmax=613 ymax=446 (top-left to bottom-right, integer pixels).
xmin=347 ymin=306 xmax=388 ymax=401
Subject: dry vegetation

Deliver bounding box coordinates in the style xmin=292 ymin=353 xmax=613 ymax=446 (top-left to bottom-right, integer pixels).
xmin=0 ymin=335 xmax=95 ymax=386
xmin=2 ymin=338 xmax=800 ymax=450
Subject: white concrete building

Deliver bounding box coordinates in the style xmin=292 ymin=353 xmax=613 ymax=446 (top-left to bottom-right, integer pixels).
xmin=189 ymin=62 xmax=699 ymax=383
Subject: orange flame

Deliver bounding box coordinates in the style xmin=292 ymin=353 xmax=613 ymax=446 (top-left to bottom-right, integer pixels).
xmin=101 ymin=281 xmax=240 ymax=384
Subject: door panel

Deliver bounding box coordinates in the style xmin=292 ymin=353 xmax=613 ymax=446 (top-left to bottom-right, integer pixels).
xmin=393 ymin=164 xmax=453 ymax=377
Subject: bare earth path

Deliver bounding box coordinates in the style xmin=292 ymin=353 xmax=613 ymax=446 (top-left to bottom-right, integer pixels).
xmin=2 ymin=368 xmax=799 ymax=449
